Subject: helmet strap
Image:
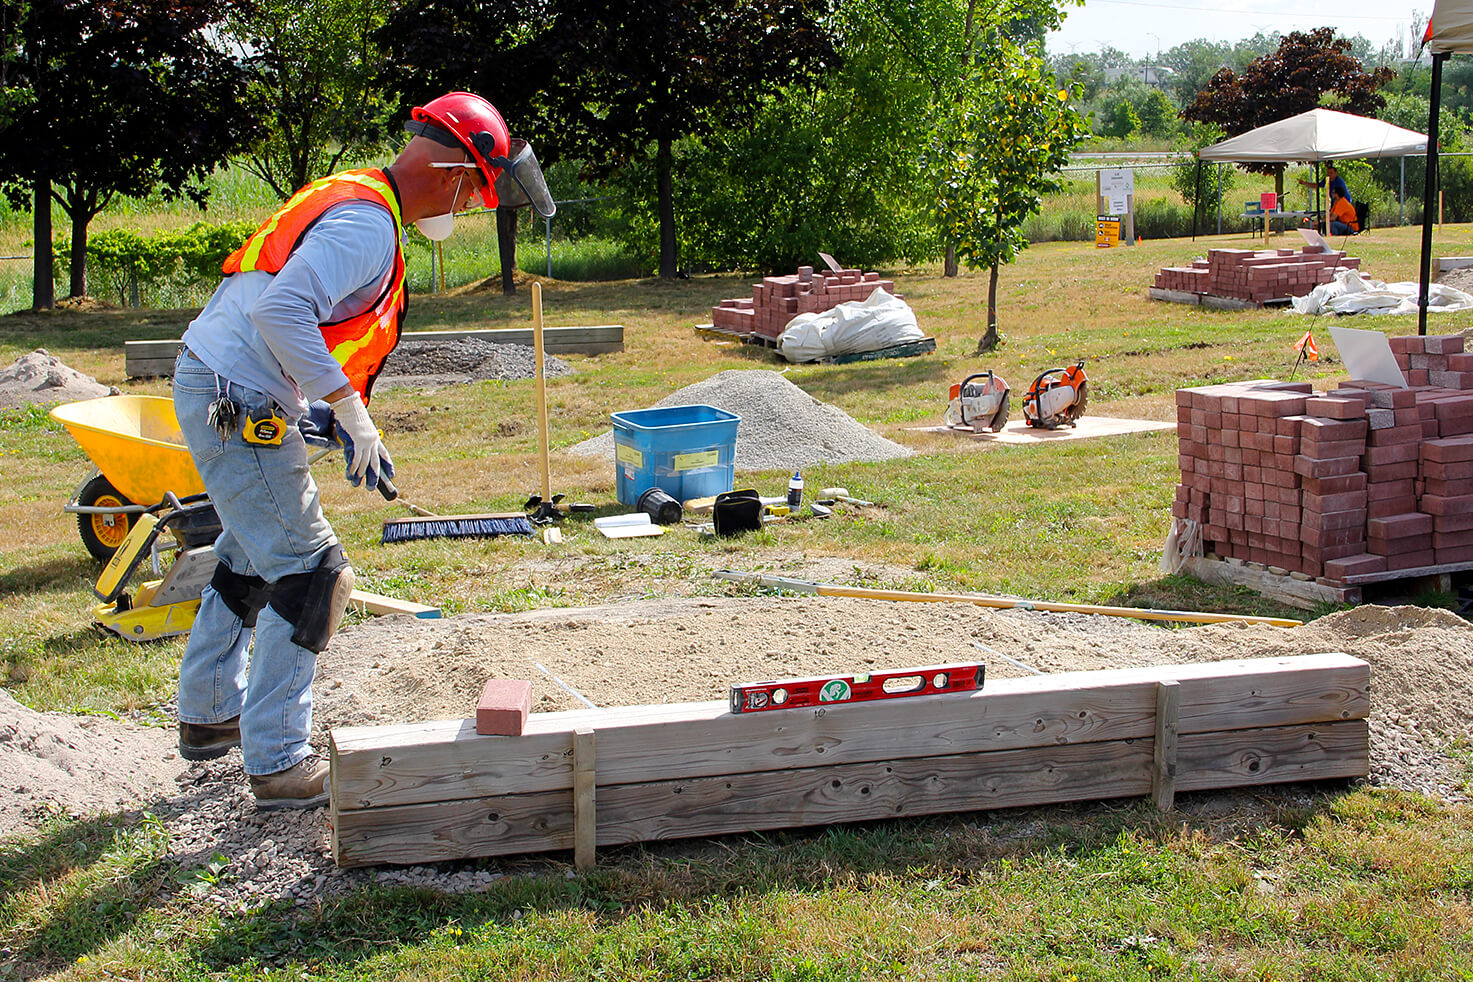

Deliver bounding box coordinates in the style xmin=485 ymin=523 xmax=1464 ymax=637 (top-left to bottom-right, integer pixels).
xmin=405 ymin=118 xmax=464 ymax=150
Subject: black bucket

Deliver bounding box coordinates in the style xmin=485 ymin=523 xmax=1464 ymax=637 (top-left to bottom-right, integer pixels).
xmin=637 ymin=486 xmax=683 ymax=525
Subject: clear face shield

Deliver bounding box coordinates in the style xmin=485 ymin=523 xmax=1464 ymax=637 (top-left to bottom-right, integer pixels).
xmin=486 ymin=138 xmax=556 ymax=218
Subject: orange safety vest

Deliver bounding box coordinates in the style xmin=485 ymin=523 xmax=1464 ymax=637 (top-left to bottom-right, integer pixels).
xmin=223 ymin=168 xmax=406 ymax=403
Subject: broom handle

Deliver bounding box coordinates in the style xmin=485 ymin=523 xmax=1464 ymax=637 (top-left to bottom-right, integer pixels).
xmin=532 ymin=281 xmax=552 ymax=501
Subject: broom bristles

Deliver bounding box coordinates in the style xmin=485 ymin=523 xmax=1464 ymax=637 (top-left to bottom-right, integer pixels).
xmin=381 ymin=515 xmax=534 ymax=544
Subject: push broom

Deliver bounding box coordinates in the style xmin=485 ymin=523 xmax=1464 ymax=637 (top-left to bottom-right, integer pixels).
xmin=379 ymin=291 xmax=548 ymax=544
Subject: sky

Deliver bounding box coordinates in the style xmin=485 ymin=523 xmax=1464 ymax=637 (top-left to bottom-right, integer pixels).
xmin=1047 ymin=0 xmax=1423 ymax=61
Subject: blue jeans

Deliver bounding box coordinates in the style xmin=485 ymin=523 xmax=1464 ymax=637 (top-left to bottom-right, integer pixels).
xmin=1330 ymin=220 xmax=1355 ymax=236
xmin=173 ymin=348 xmax=337 ymax=775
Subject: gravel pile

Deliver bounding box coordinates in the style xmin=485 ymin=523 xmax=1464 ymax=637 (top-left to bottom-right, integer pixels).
xmin=376 ymin=337 xmax=574 ymax=387
xmin=568 ymin=369 xmax=912 ymax=470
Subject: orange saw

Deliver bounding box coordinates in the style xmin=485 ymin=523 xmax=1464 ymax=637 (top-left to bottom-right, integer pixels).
xmin=1022 ymin=361 xmax=1088 ymax=430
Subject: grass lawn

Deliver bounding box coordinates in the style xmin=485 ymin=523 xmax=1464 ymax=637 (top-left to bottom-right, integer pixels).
xmin=3 ymin=225 xmax=1473 ymax=979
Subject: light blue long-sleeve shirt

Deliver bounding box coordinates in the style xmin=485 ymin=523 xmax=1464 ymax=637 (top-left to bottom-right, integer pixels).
xmin=182 ymin=201 xmax=398 ymax=417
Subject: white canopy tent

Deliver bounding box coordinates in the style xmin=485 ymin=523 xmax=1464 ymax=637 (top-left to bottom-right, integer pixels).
xmin=1189 ymin=110 xmax=1428 ymax=243
xmin=1419 ymin=0 xmax=1473 ymax=334
xmin=1197 ymin=108 xmax=1427 ymax=163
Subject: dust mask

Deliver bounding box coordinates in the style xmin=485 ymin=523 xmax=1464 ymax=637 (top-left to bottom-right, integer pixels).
xmin=414 ymin=173 xmax=463 ymax=241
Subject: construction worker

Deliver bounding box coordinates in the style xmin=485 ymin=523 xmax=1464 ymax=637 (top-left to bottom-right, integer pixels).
xmin=171 ymin=92 xmax=554 ymax=809
xmin=1328 ymin=185 xmax=1360 ymax=236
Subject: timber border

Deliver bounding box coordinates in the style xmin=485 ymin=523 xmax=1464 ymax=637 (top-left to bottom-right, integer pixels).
xmin=123 ymin=325 xmax=625 ymax=378
xmin=329 ymin=653 xmax=1370 ymax=868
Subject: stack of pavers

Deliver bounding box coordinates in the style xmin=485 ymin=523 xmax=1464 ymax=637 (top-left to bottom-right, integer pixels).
xmin=710 ymin=265 xmax=898 ymax=342
xmin=1153 ymin=247 xmax=1365 ymax=305
xmin=1171 ymin=333 xmax=1473 ymax=589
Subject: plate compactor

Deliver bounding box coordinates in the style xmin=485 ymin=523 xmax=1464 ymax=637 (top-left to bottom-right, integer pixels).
xmin=1022 ymin=361 xmax=1089 ymax=430
xmin=92 ymin=492 xmax=223 ymax=642
xmin=945 ymin=371 xmax=1011 ymax=433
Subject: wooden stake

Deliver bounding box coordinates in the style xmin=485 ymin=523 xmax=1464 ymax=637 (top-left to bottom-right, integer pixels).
xmin=1152 ymin=680 xmax=1180 ymax=811
xmin=573 ymin=727 xmax=596 ymax=870
xmin=532 ymin=282 xmax=552 ymax=504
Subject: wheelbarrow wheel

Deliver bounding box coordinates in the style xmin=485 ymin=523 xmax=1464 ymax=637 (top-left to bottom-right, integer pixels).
xmin=77 ymin=474 xmax=136 ymax=562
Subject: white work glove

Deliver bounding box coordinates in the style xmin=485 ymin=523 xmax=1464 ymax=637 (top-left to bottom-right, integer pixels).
xmin=328 ymin=392 xmax=394 ymax=490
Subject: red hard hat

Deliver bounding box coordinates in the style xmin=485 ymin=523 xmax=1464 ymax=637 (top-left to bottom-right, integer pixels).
xmin=409 ymin=92 xmax=511 ymax=208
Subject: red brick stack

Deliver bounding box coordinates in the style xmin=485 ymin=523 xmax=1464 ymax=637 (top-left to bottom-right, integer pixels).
xmin=1153 ymin=247 xmax=1365 ymax=305
xmin=1173 ymin=333 xmax=1473 ymax=586
xmin=710 ymin=265 xmax=898 ymax=340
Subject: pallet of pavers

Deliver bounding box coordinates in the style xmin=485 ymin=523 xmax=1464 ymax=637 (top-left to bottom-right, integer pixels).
xmin=1172 ymin=334 xmax=1473 ymax=607
xmin=1151 ymin=247 xmax=1366 ymax=308
xmin=710 ymin=265 xmax=898 ymax=341
xmin=329 ymin=653 xmax=1369 ymax=867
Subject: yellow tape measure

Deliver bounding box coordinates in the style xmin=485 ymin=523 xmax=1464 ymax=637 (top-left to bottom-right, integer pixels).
xmin=242 ymin=409 xmax=287 ymax=446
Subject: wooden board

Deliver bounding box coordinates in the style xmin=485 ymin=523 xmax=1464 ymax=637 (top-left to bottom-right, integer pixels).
xmin=1147 ymin=287 xmax=1202 ymax=305
xmin=331 ymin=720 xmax=1367 ymax=867
xmin=912 ymin=415 xmax=1175 ymax=445
xmin=124 ymin=325 xmax=625 ymax=378
xmin=331 ymin=654 xmax=1369 ymax=811
xmin=1182 ymin=556 xmax=1361 ymax=609
xmin=348 ymin=589 xmax=440 ymax=619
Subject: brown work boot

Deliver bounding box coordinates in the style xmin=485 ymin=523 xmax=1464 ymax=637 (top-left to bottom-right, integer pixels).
xmin=249 ymin=755 xmax=330 ymax=811
xmin=178 ymin=717 xmax=241 ymax=761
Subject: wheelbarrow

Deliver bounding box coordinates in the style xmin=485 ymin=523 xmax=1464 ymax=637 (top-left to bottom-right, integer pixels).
xmin=50 ymin=395 xmax=206 ymax=562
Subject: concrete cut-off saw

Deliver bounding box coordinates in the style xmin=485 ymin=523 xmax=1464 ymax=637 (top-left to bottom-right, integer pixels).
xmin=1022 ymin=361 xmax=1088 ymax=430
xmin=944 ymin=371 xmax=1010 ymax=433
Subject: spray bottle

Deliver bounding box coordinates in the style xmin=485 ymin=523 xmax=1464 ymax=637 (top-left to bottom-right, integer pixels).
xmin=787 ymin=469 xmax=804 ymax=509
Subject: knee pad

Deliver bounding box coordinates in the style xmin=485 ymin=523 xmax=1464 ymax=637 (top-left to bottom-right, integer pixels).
xmin=267 ymin=544 xmax=355 ymax=653
xmin=210 ymin=563 xmax=270 ymax=628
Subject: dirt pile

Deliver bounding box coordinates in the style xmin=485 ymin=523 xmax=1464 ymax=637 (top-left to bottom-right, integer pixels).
xmin=0 ymin=690 xmax=179 ymax=834
xmin=0 ymin=349 xmax=114 ymax=409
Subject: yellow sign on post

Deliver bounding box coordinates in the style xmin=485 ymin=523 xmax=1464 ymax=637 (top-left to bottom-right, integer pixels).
xmin=1096 ymin=215 xmax=1122 ymax=249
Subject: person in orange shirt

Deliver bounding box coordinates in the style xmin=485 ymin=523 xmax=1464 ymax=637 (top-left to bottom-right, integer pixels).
xmin=1328 ymin=186 xmax=1359 ymax=235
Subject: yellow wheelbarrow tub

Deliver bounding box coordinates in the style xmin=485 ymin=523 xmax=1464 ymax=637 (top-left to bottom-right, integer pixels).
xmin=50 ymin=395 xmax=205 ymax=506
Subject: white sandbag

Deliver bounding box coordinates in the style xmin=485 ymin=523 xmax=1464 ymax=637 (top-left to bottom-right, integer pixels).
xmin=1291 ymin=269 xmax=1473 ymax=316
xmin=778 ymin=288 xmax=923 ymax=363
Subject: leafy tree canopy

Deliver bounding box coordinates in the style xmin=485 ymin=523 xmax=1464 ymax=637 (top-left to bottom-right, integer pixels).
xmin=0 ymin=0 xmax=261 ymax=305
xmin=222 ymin=0 xmax=396 ymax=200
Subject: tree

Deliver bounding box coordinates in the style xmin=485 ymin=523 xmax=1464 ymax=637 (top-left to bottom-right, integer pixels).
xmin=932 ymin=33 xmax=1085 ymax=352
xmin=1099 ymin=96 xmax=1140 ymax=138
xmin=1182 ymin=28 xmax=1395 ymax=199
xmin=222 ymin=0 xmax=394 ymax=201
xmin=1137 ymin=89 xmax=1177 ymax=137
xmin=380 ymin=0 xmax=838 ymax=279
xmin=0 ymin=0 xmax=260 ymax=307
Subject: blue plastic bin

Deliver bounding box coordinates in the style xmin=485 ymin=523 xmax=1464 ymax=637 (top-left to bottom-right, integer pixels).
xmin=611 ymin=404 xmax=740 ymax=506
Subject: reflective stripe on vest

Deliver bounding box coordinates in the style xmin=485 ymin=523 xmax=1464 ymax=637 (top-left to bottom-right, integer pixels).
xmin=222 ymin=169 xmax=406 ymax=403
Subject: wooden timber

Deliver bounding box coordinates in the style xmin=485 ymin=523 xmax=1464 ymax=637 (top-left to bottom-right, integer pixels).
xmin=1182 ymin=556 xmax=1362 ymax=609
xmin=1152 ymin=680 xmax=1180 ymax=811
xmin=123 ymin=325 xmax=624 ymax=378
xmin=331 ymin=653 xmax=1369 ymax=810
xmin=331 ymin=720 xmax=1368 ymax=867
xmin=330 ymin=654 xmax=1370 ymax=867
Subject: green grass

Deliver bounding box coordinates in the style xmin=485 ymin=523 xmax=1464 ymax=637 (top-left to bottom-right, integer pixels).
xmin=4 ymin=219 xmax=1473 ymax=979
xmin=2 ymin=788 xmax=1469 ymax=979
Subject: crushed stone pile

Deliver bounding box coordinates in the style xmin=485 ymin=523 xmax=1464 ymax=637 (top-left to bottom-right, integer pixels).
xmin=567 ymin=369 xmax=913 ymax=470
xmin=0 ymin=349 xmax=114 ymax=409
xmin=376 ymin=337 xmax=574 ymax=388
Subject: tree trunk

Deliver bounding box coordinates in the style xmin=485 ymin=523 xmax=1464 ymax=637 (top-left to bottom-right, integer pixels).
xmin=497 ymin=206 xmax=518 ymax=296
xmin=68 ymin=209 xmax=88 ymax=300
xmin=975 ymin=260 xmax=1001 ymax=353
xmin=32 ymin=173 xmax=54 ymax=311
xmin=944 ymin=244 xmax=959 ymax=278
xmin=657 ymin=129 xmax=677 ymax=278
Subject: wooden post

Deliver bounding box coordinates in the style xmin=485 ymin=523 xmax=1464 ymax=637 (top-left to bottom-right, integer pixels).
xmin=1440 ymin=190 xmax=1445 ymax=227
xmin=573 ymin=728 xmax=596 ymax=870
xmin=1152 ymin=680 xmax=1180 ymax=812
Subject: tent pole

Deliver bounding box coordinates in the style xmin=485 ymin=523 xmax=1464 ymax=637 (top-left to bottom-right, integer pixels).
xmin=1419 ymin=52 xmax=1447 ymax=338
xmin=1400 ymin=157 xmax=1406 ymax=226
xmin=1192 ymin=159 xmax=1201 ymax=241
xmin=1216 ymin=163 xmax=1223 ymax=235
